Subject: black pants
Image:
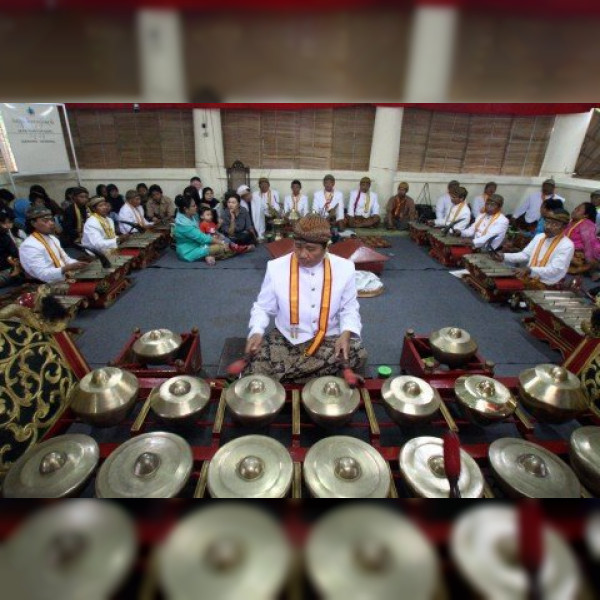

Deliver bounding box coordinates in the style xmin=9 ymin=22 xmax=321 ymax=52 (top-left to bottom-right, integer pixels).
xmin=230 ymin=231 xmax=255 ymax=245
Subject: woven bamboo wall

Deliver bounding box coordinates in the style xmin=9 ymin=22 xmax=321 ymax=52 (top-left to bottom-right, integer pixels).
xmin=222 ymin=107 xmax=375 ymax=171
xmin=67 ymin=109 xmax=195 ymax=169
xmin=398 ymin=108 xmax=554 ymax=176
xmin=575 ymin=110 xmax=600 ymax=180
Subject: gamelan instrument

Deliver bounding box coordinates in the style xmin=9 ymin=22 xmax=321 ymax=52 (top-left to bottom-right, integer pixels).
xmin=2 ymin=434 xmax=99 ymax=498
xmin=68 ymin=366 xmax=139 ymax=427
xmin=428 ymin=229 xmax=473 ymax=267
xmin=207 ymin=434 xmax=293 ymax=498
xmin=3 ymin=500 xmax=137 ymax=600
xmin=149 ymin=375 xmax=211 ymax=424
xmin=454 ymin=375 xmax=517 ymax=425
xmin=302 ymin=375 xmax=360 ymax=427
xmin=569 ymin=426 xmax=600 ymax=497
xmin=451 ymin=505 xmax=581 ymax=599
xmin=463 ymin=253 xmax=524 ymax=303
xmin=303 ymin=435 xmax=389 ymax=498
xmin=118 ymin=230 xmax=168 ymax=268
xmin=429 ymin=326 xmax=478 ymax=369
xmin=225 ymin=374 xmax=286 ymax=427
xmin=157 ymin=505 xmax=291 ymax=600
xmin=132 ymin=328 xmax=183 ymax=364
xmin=408 ymin=221 xmax=434 ymax=246
xmin=95 ymin=431 xmax=193 ymax=498
xmin=306 ymin=504 xmax=440 ymax=600
xmin=380 ymin=375 xmax=441 ymax=425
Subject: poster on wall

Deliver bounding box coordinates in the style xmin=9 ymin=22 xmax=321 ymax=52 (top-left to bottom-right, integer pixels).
xmin=0 ymin=103 xmax=71 ymax=175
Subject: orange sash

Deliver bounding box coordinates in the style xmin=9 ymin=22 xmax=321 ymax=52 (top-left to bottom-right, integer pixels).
xmin=530 ymin=234 xmax=564 ymax=268
xmin=32 ymin=232 xmax=68 ymax=268
xmin=474 ymin=212 xmax=501 ymax=237
xmin=289 ymin=253 xmax=332 ymax=356
xmin=324 ymin=191 xmax=334 ymax=212
xmin=92 ymin=214 xmax=116 ymax=239
xmin=446 ymin=201 xmax=466 ymax=225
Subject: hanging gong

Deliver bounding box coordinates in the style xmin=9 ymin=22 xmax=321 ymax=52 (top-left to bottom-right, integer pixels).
xmin=157 ymin=504 xmax=291 ymax=600
xmin=150 ymin=375 xmax=211 ymax=422
xmin=429 ymin=326 xmax=478 ymax=368
xmin=399 ymin=436 xmax=484 ymax=498
xmin=302 ymin=375 xmax=360 ymax=427
xmin=304 ymin=436 xmax=389 ymax=498
xmin=569 ymin=426 xmax=600 ymax=497
xmin=3 ymin=434 xmax=99 ymax=498
xmin=95 ymin=432 xmax=193 ymax=498
xmin=381 ymin=375 xmax=441 ymax=424
xmin=306 ymin=504 xmax=439 ymax=600
xmin=207 ymin=435 xmax=293 ymax=498
xmin=518 ymin=364 xmax=590 ymax=423
xmin=454 ymin=375 xmax=517 ymax=424
xmin=4 ymin=500 xmax=137 ymax=600
xmin=132 ymin=328 xmax=183 ymax=363
xmin=488 ymin=438 xmax=581 ymax=498
xmin=450 ymin=505 xmax=581 ymax=600
xmin=225 ymin=374 xmax=286 ymax=427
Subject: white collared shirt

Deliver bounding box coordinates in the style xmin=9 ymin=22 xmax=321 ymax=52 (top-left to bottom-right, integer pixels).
xmin=503 ymin=233 xmax=574 ymax=285
xmin=313 ymin=189 xmax=345 ymax=222
xmin=118 ymin=204 xmax=153 ymax=234
xmin=461 ymin=212 xmax=509 ymax=249
xmin=284 ymin=194 xmax=309 ymax=217
xmin=435 ymin=193 xmax=453 ymax=221
xmin=19 ymin=233 xmax=78 ymax=283
xmin=347 ymin=190 xmax=380 ymax=218
xmin=513 ymin=193 xmax=565 ymax=223
xmin=82 ymin=216 xmax=119 ymax=252
xmin=249 ymin=253 xmax=362 ymax=345
xmin=248 ymin=192 xmax=268 ymax=239
xmin=433 ymin=202 xmax=471 ymax=231
xmin=258 ymin=189 xmax=281 ymax=213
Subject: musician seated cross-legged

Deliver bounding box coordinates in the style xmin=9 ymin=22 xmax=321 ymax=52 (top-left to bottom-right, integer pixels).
xmin=428 ymin=186 xmax=471 ymax=233
xmin=456 ymin=194 xmax=509 ymax=251
xmin=19 ymin=206 xmax=88 ymax=283
xmin=284 ymin=180 xmax=309 ymax=218
xmin=435 ymin=179 xmax=460 ymax=224
xmin=60 ymin=187 xmax=90 ymax=250
xmin=565 ymin=202 xmax=600 ymax=275
xmin=82 ymin=196 xmax=130 ymax=254
xmin=494 ymin=208 xmax=574 ymax=289
xmin=118 ymin=190 xmax=154 ymax=234
xmin=511 ymin=178 xmax=564 ymax=233
xmin=245 ymin=214 xmax=367 ymax=383
xmin=346 ymin=176 xmax=381 ymax=229
xmin=312 ymin=174 xmax=346 ymax=232
xmin=385 ymin=182 xmax=417 ymax=230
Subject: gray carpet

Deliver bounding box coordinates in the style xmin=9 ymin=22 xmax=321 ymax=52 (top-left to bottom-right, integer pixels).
xmin=70 ymin=237 xmax=559 ymax=377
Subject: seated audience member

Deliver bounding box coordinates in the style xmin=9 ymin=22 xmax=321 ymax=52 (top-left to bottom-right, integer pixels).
xmin=82 ymin=196 xmax=130 ymax=253
xmin=19 ymin=206 xmax=87 ymax=283
xmin=60 ymin=187 xmax=90 ymax=248
xmin=119 ymin=190 xmax=154 ymax=234
xmin=565 ymin=202 xmax=600 ymax=274
xmin=428 ymin=186 xmax=471 ymax=232
xmin=590 ymin=190 xmax=600 ymax=233
xmin=29 ymin=185 xmax=63 ymax=219
xmin=146 ymin=184 xmax=176 ymax=222
xmin=385 ymin=182 xmax=417 ymax=230
xmin=313 ymin=174 xmax=345 ymax=231
xmin=62 ymin=187 xmax=76 ymax=211
xmin=96 ymin=184 xmax=109 ymax=200
xmin=284 ymin=180 xmax=309 ymax=218
xmin=471 ymin=182 xmax=497 ymax=218
xmin=200 ymin=187 xmax=220 ymax=226
xmin=435 ymin=180 xmax=460 ymax=223
xmin=511 ymin=179 xmax=564 ymax=232
xmin=106 ymin=184 xmax=125 ymax=214
xmin=199 ymin=206 xmax=252 ymax=253
xmin=346 ymin=176 xmax=380 ymax=228
xmin=174 ymin=195 xmax=232 ymax=266
xmin=190 ymin=176 xmax=203 ymax=201
xmin=220 ymin=192 xmax=257 ymax=246
xmin=457 ymin=194 xmax=508 ymax=250
xmin=495 ymin=208 xmax=574 ymax=288
xmin=0 ymin=189 xmax=15 ymax=220
xmin=0 ymin=209 xmax=22 ymax=288
xmin=136 ymin=183 xmax=149 ymax=212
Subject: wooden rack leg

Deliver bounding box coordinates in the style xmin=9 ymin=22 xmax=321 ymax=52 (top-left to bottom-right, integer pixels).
xmin=212 ymin=390 xmax=227 ymax=435
xmin=439 ymin=401 xmax=459 ymax=433
xmin=361 ymin=388 xmax=380 ymax=437
xmin=581 ymin=485 xmax=594 ymax=499
xmin=514 ymin=405 xmax=535 ymax=432
xmin=137 ymin=548 xmax=159 ymax=600
xmin=131 ymin=394 xmax=153 ymax=433
xmin=292 ymin=390 xmax=301 ymax=437
xmin=387 ymin=463 xmax=398 ymax=498
xmin=292 ymin=462 xmax=302 ymax=499
xmin=193 ymin=460 xmax=210 ymax=498
xmin=483 ymin=481 xmax=495 ymax=498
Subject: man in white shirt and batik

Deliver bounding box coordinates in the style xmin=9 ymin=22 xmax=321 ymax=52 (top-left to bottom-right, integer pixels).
xmin=312 ymin=174 xmax=346 ymax=231
xmin=495 ymin=208 xmax=574 ymax=287
xmin=82 ymin=196 xmax=130 ymax=254
xmin=346 ymin=176 xmax=380 ymax=228
xmin=118 ymin=190 xmax=154 ymax=234
xmin=435 ymin=179 xmax=460 ymax=223
xmin=471 ymin=181 xmax=497 ymax=219
xmin=255 ymin=177 xmax=281 ymax=239
xmin=429 ymin=186 xmax=471 ymax=232
xmin=458 ymin=194 xmax=509 ymax=250
xmin=512 ymin=179 xmax=565 ymax=232
xmin=284 ymin=180 xmax=308 ymax=218
xmin=245 ymin=214 xmax=367 ymax=382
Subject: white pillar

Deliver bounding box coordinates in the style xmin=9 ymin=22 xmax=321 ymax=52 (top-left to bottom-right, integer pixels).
xmin=193 ymin=109 xmax=227 ymax=195
xmin=404 ymin=6 xmax=458 ymax=101
xmin=137 ymin=10 xmax=186 ymax=101
xmin=369 ymin=107 xmax=404 ymax=198
xmin=540 ymin=111 xmax=594 ymax=178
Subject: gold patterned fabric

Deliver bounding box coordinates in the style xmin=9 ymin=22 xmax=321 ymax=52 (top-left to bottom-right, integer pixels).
xmin=0 ymin=320 xmax=77 ymax=470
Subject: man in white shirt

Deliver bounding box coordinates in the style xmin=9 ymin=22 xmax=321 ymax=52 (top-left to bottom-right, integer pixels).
xmin=429 ymin=186 xmax=471 ymax=232
xmin=82 ymin=196 xmax=130 ymax=253
xmin=312 ymin=174 xmax=346 ymax=231
xmin=237 ymin=184 xmax=263 ymax=242
xmin=590 ymin=190 xmax=600 ymax=233
xmin=245 ymin=214 xmax=366 ymax=382
xmin=458 ymin=194 xmax=509 ymax=250
xmin=471 ymin=181 xmax=497 ymax=218
xmin=284 ymin=180 xmax=309 ymax=218
xmin=435 ymin=179 xmax=460 ymax=222
xmin=118 ymin=190 xmax=154 ymax=234
xmin=19 ymin=206 xmax=87 ymax=283
xmin=255 ymin=177 xmax=281 ymax=238
xmin=495 ymin=208 xmax=574 ymax=286
xmin=512 ymin=179 xmax=565 ymax=231
xmin=346 ymin=176 xmax=380 ymax=228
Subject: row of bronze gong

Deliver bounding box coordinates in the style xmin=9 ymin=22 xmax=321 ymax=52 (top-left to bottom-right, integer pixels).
xmin=2 ymin=323 xmax=599 ymax=499
xmin=2 ymin=501 xmax=596 ymax=600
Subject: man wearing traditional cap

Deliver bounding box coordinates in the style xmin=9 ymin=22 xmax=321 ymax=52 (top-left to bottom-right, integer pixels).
xmin=60 ymin=186 xmax=90 ymax=249
xmin=429 ymin=186 xmax=471 ymax=232
xmin=82 ymin=196 xmax=130 ymax=253
xmin=346 ymin=177 xmax=380 ymax=229
xmin=118 ymin=190 xmax=154 ymax=234
xmin=512 ymin=179 xmax=565 ymax=231
xmin=435 ymin=180 xmax=460 ymax=223
xmin=254 ymin=178 xmax=281 ymax=240
xmin=19 ymin=206 xmax=88 ymax=283
xmin=385 ymin=182 xmax=417 ymax=230
xmin=590 ymin=190 xmax=600 ymax=233
xmin=245 ymin=214 xmax=366 ymax=382
xmin=457 ymin=194 xmax=509 ymax=250
xmin=312 ymin=174 xmax=346 ymax=231
xmin=237 ymin=184 xmax=261 ymax=241
xmin=495 ymin=208 xmax=574 ymax=287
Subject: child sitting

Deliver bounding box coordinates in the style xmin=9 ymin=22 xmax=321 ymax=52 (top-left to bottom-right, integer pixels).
xmin=199 ymin=206 xmax=253 ymax=254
